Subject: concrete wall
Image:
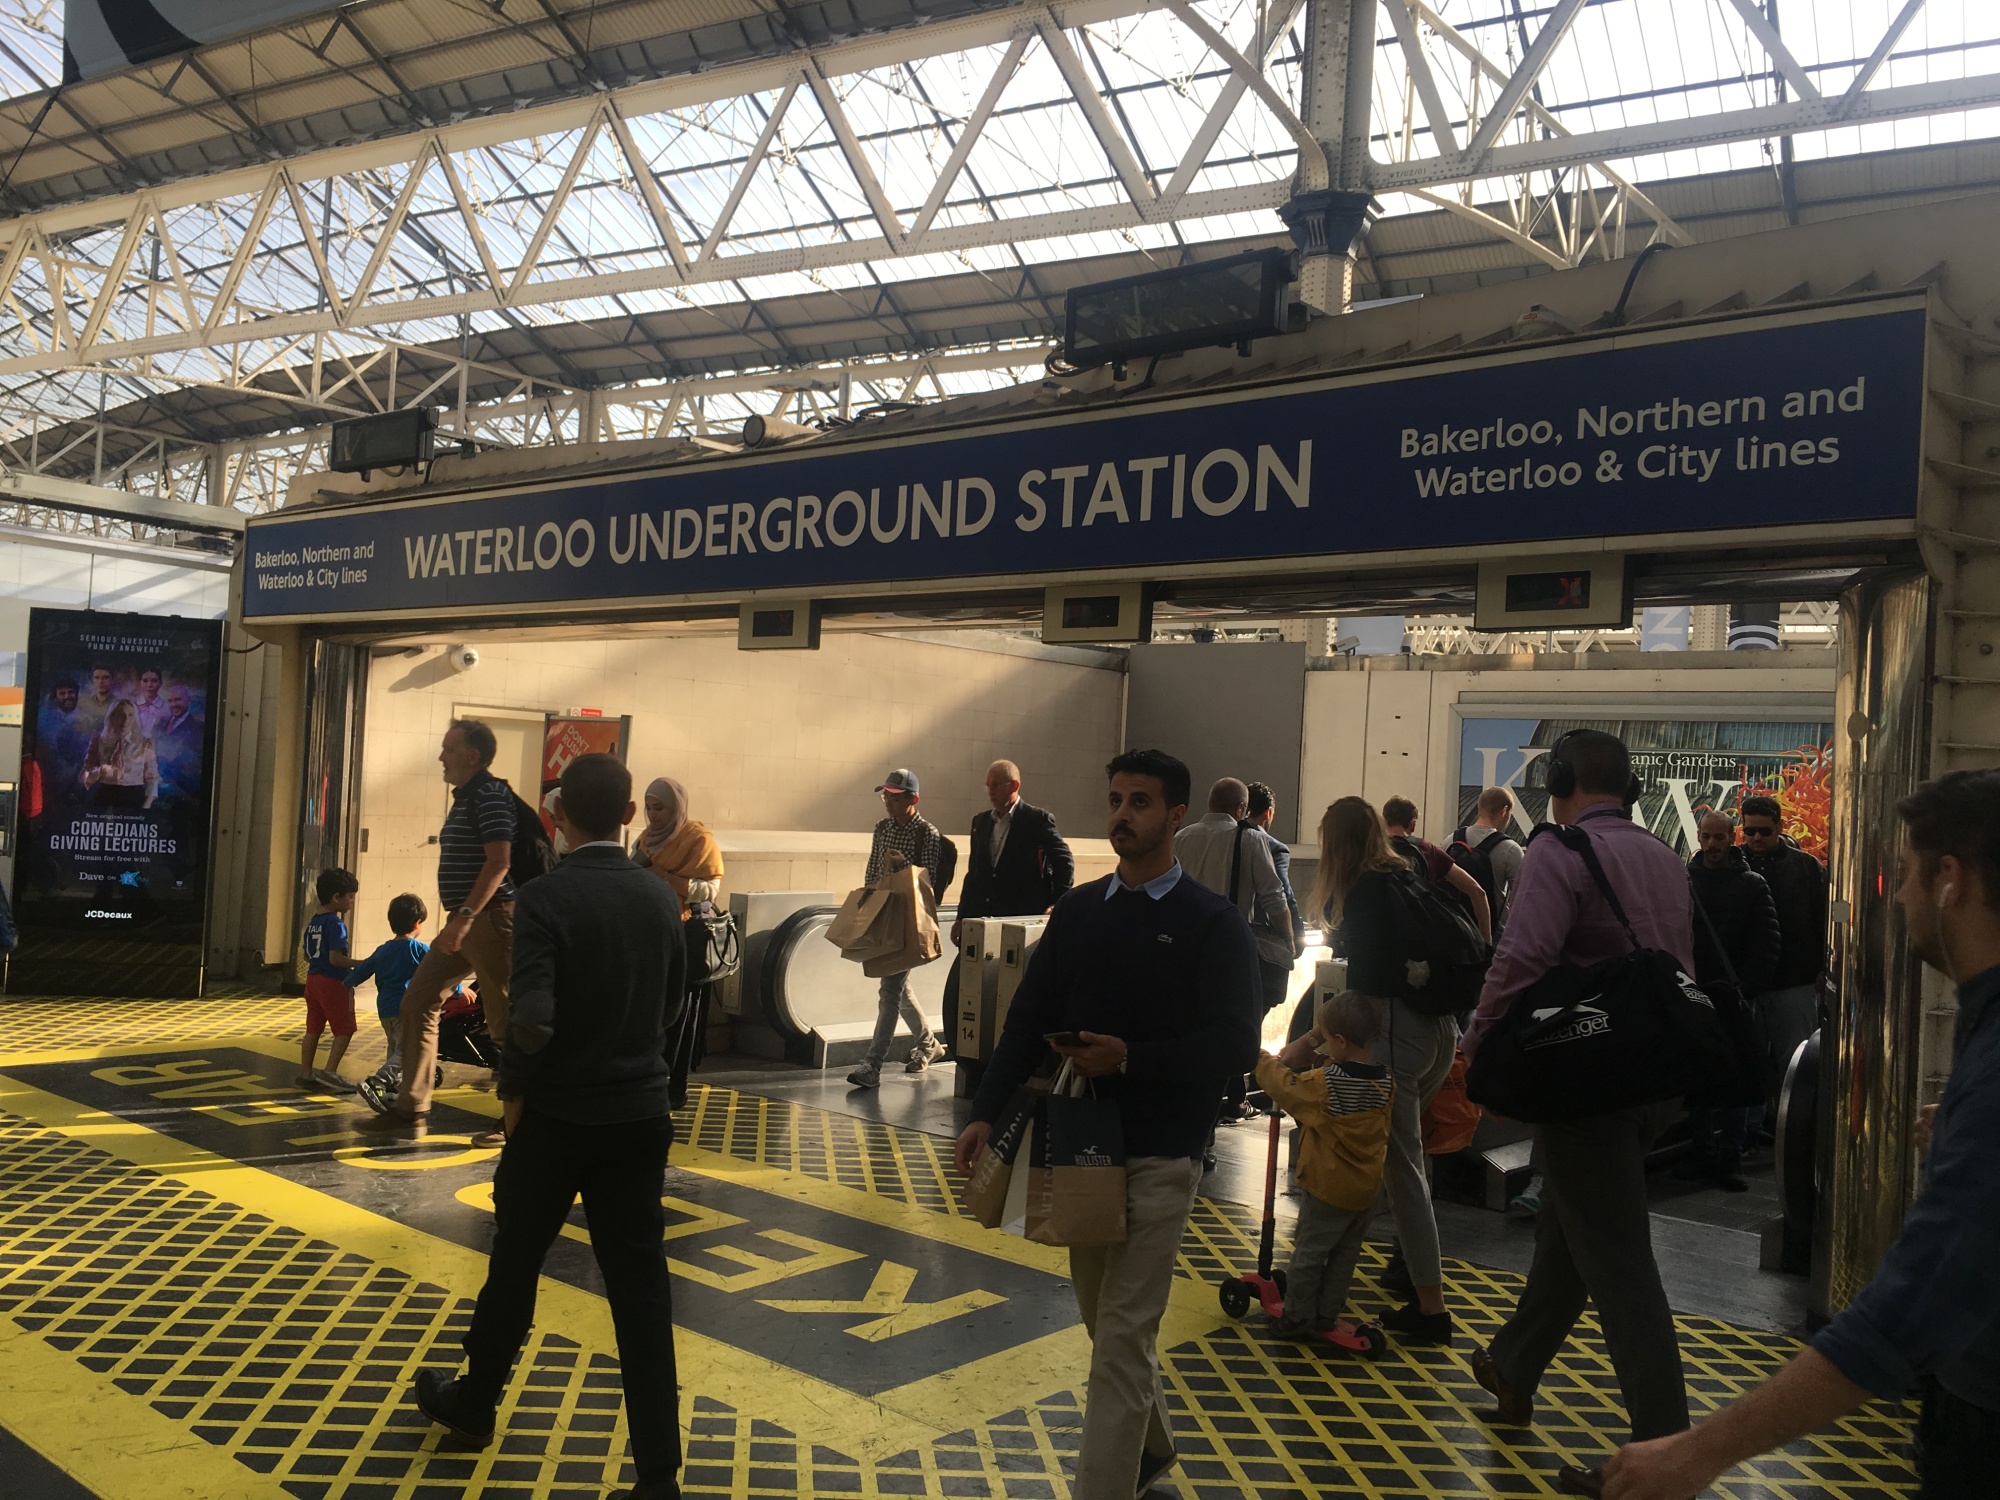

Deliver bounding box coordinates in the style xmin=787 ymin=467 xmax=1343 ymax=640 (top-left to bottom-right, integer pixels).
xmin=349 ymin=629 xmax=1124 ymax=954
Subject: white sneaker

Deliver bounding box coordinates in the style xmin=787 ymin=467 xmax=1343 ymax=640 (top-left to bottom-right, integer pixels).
xmin=846 ymin=1064 xmax=881 ymax=1089
xmin=904 ymin=1037 xmax=946 ymax=1073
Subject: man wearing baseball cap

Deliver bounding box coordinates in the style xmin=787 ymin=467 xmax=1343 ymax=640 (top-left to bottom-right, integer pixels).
xmin=850 ymin=768 xmax=948 ymax=1089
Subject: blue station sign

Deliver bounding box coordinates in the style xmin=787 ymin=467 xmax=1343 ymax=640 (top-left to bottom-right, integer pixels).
xmin=241 ymin=304 xmax=1927 ymax=621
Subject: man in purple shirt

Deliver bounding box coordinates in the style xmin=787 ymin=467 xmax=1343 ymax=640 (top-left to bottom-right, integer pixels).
xmin=1461 ymin=730 xmax=1695 ymax=1498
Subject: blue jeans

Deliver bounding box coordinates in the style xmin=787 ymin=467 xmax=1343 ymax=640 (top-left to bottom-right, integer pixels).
xmin=864 ymin=971 xmax=932 ymax=1069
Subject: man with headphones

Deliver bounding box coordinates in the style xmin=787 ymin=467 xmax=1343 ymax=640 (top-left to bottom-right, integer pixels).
xmin=1459 ymin=729 xmax=1696 ymax=1497
xmin=1606 ymin=769 xmax=2000 ymax=1500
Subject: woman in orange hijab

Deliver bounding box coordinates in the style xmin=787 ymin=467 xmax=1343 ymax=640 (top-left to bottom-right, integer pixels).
xmin=632 ymin=776 xmax=723 ymax=906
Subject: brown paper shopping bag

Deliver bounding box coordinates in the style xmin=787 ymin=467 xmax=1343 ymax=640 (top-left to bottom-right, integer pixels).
xmin=1024 ymin=1061 xmax=1127 ymax=1247
xmin=825 ymin=882 xmax=903 ymax=963
xmin=861 ymin=864 xmax=944 ymax=977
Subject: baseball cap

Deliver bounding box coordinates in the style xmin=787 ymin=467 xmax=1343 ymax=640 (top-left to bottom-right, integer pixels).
xmin=875 ymin=768 xmax=920 ymax=795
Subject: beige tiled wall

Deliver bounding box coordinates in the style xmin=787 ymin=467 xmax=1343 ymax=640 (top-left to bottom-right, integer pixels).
xmin=350 ymin=631 xmax=1124 ymax=954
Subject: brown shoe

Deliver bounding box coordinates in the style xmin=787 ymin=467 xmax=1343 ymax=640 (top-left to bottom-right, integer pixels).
xmin=1555 ymin=1464 xmax=1604 ymax=1497
xmin=469 ymin=1129 xmax=506 ymax=1148
xmin=1471 ymin=1346 xmax=1534 ymax=1425
xmin=353 ymin=1109 xmax=427 ymax=1136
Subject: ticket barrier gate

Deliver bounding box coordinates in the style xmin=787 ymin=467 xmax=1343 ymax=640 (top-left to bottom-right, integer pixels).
xmin=953 ymin=916 xmax=1046 ymax=1097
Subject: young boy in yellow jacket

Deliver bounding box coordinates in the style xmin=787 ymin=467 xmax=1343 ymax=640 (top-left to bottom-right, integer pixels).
xmin=1253 ymin=989 xmax=1396 ymax=1349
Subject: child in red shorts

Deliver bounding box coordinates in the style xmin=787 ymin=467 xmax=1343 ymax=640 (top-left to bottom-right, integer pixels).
xmin=300 ymin=868 xmax=360 ymax=1093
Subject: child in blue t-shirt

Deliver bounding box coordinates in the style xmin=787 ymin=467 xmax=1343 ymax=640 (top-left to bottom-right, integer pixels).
xmin=300 ymin=868 xmax=359 ymax=1093
xmin=345 ymin=893 xmax=431 ymax=1100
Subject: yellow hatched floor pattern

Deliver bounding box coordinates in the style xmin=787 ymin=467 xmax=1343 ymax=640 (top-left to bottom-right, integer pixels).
xmin=0 ymin=993 xmax=1918 ymax=1500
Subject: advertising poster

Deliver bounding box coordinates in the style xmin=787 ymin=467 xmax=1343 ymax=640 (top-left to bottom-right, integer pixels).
xmin=538 ymin=714 xmax=630 ymax=841
xmin=1459 ymin=716 xmax=1833 ymax=859
xmin=9 ymin=609 xmax=223 ymax=996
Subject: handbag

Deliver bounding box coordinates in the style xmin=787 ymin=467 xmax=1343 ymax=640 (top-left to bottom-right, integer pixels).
xmin=1465 ymin=823 xmax=1737 ymax=1123
xmin=962 ymin=1083 xmax=1040 ymax=1228
xmin=1420 ymin=1050 xmax=1482 ymax=1154
xmin=1024 ymin=1060 xmax=1127 ymax=1246
xmin=683 ymin=901 xmax=741 ymax=986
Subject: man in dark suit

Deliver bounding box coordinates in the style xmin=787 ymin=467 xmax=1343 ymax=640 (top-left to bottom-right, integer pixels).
xmin=411 ymin=752 xmax=688 ymax=1500
xmin=955 ymin=759 xmax=1076 ymax=933
xmin=947 ymin=760 xmax=1076 ymax=1064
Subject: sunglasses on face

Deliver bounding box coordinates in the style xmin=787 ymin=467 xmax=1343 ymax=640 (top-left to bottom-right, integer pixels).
xmin=1742 ymin=825 xmax=1780 ymax=839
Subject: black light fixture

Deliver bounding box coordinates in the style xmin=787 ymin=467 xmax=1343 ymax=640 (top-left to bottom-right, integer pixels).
xmin=329 ymin=408 xmax=438 ymax=478
xmin=1062 ymin=248 xmax=1292 ymax=373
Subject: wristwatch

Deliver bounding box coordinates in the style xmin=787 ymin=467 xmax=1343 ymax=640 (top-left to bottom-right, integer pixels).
xmin=454 ymin=906 xmax=477 ymax=920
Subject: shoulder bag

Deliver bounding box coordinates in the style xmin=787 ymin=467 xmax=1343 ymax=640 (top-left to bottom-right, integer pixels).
xmin=1465 ymin=824 xmax=1736 ymax=1122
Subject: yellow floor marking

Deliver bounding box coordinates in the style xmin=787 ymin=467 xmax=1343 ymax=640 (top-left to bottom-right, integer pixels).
xmin=4 ymin=1035 xmax=1231 ymax=1458
xmin=0 ymin=1070 xmax=953 ymax=1462
xmin=0 ymin=1316 xmax=298 ymax=1500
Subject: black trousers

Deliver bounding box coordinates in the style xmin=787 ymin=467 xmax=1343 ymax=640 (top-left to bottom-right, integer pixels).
xmin=463 ymin=1107 xmax=681 ymax=1486
xmin=1918 ymin=1383 xmax=2000 ymax=1498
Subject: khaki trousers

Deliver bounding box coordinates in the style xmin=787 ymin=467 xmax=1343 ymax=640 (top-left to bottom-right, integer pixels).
xmin=1067 ymin=1155 xmax=1202 ymax=1500
xmin=393 ymin=900 xmax=513 ymax=1118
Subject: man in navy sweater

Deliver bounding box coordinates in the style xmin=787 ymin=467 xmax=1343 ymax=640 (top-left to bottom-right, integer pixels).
xmin=956 ymin=748 xmax=1261 ymax=1500
xmin=1606 ymin=769 xmax=2000 ymax=1500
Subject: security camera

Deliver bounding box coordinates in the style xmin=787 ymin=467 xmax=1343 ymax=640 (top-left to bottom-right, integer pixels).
xmin=446 ymin=644 xmax=479 ymax=674
xmin=741 ymin=413 xmax=816 ymax=449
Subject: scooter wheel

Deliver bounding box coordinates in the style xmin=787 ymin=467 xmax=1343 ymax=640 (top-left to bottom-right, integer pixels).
xmin=1218 ymin=1278 xmax=1253 ymax=1319
xmin=1361 ymin=1323 xmax=1389 ymax=1360
xmin=1271 ymin=1269 xmax=1288 ymax=1297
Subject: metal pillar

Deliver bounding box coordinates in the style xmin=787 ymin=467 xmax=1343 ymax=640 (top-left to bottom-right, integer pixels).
xmin=1815 ymin=568 xmax=1936 ymax=1318
xmin=1287 ymin=0 xmax=1376 ymax=313
xmin=288 ymin=638 xmax=369 ymax=988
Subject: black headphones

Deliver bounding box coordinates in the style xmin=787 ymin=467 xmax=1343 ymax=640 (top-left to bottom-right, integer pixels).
xmin=1542 ymin=729 xmax=1642 ymax=807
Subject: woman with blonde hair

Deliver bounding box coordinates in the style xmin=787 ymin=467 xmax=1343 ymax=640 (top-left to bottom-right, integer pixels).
xmin=631 ymin=776 xmax=723 ymax=906
xmin=1308 ymin=794 xmax=1460 ymax=1348
xmin=81 ymin=699 xmax=159 ymax=811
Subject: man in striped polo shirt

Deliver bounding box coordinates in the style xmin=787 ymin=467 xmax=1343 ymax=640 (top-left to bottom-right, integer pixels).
xmin=359 ymin=717 xmax=517 ymax=1143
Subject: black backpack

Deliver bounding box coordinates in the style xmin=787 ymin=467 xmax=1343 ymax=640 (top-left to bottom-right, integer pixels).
xmin=1448 ymin=825 xmax=1506 ymax=923
xmin=932 ymin=828 xmax=959 ymax=898
xmin=506 ymin=785 xmax=558 ymax=891
xmin=1380 ymin=865 xmax=1492 ymax=1016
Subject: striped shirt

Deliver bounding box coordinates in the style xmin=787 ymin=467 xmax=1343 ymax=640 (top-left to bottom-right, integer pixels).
xmin=865 ymin=814 xmax=943 ymax=890
xmin=1324 ymin=1059 xmax=1392 ymax=1114
xmin=439 ymin=770 xmax=518 ymax=909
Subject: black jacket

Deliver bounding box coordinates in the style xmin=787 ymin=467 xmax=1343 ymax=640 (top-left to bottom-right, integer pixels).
xmin=498 ymin=842 xmax=688 ymax=1124
xmin=971 ymin=873 xmax=1261 ymax=1158
xmin=957 ymin=799 xmax=1075 ymax=919
xmin=1746 ymin=841 xmax=1829 ymax=989
xmin=1688 ymin=850 xmax=1781 ymax=999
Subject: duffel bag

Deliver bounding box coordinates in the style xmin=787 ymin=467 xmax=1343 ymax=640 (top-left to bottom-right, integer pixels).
xmin=1465 ymin=823 xmax=1735 ymax=1123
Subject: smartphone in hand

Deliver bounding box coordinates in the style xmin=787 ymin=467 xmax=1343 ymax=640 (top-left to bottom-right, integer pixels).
xmin=1043 ymin=1030 xmax=1084 ymax=1048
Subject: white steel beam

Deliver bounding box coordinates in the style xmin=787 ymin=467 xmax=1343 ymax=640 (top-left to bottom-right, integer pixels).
xmin=1721 ymin=0 xmax=1823 ymax=102
xmin=1836 ymin=0 xmax=1927 ymax=119
xmin=1463 ymin=0 xmax=1588 ymax=160
xmin=0 ymin=465 xmax=244 ymax=534
xmin=1377 ymin=69 xmax=2000 ymax=189
xmin=1036 ymin=15 xmax=1158 ymax=205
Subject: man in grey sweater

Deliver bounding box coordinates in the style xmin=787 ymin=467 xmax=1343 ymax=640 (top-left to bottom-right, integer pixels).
xmin=411 ymin=752 xmax=688 ymax=1500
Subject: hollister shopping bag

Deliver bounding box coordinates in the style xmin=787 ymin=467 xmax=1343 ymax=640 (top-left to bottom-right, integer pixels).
xmin=1025 ymin=1062 xmax=1127 ymax=1247
xmin=862 ymin=865 xmax=945 ymax=977
xmin=962 ymin=1084 xmax=1039 ymax=1228
xmin=826 ymin=882 xmax=903 ymax=964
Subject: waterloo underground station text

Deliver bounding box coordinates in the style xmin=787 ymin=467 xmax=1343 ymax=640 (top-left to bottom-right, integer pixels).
xmin=390 ymin=440 xmax=1315 ymax=583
